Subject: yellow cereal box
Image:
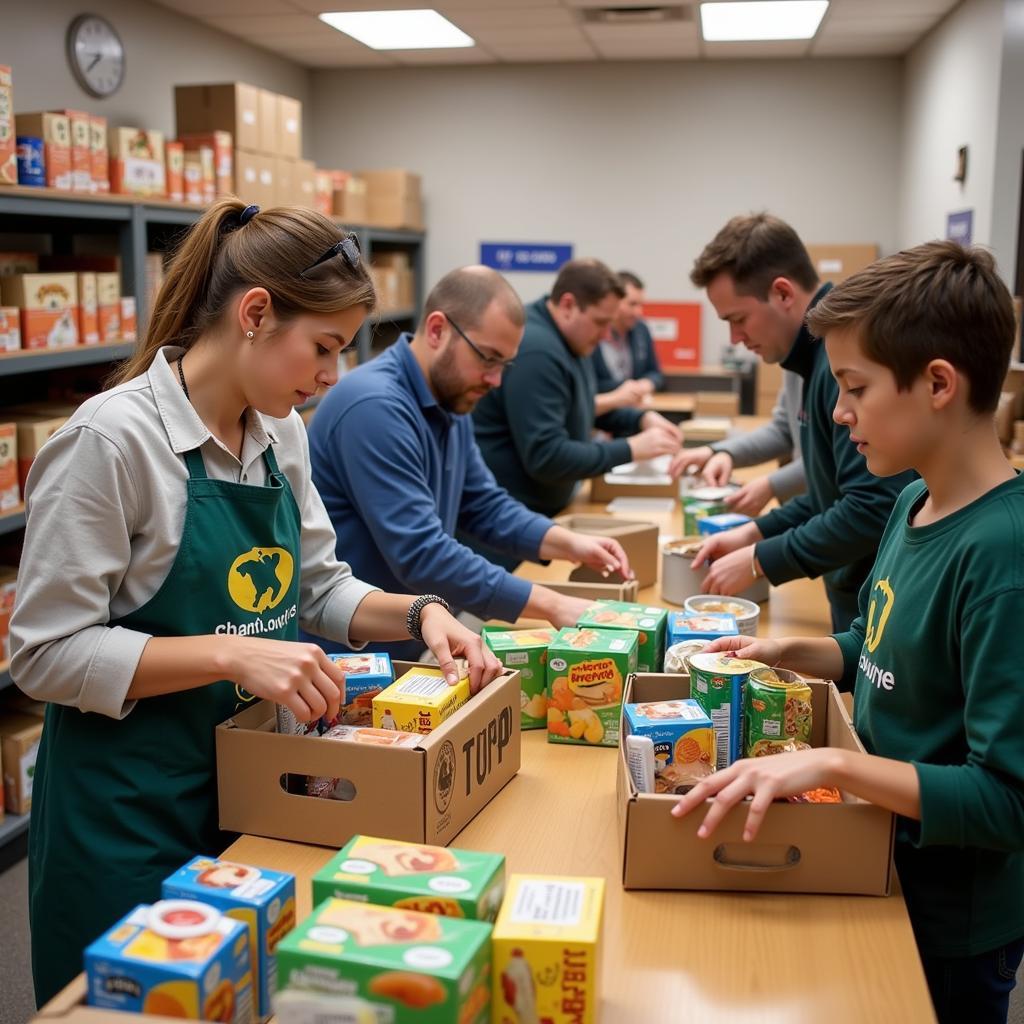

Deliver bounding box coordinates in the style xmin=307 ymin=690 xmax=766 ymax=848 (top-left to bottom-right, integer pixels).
xmin=492 ymin=875 xmax=604 ymax=1024
xmin=372 ymin=666 xmax=470 ymax=734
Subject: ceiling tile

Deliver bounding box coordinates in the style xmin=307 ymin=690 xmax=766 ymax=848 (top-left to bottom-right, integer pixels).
xmin=488 ymin=40 xmax=598 ymax=60
xmin=200 ymin=12 xmax=326 ymax=35
xmin=471 ymin=26 xmax=588 ymax=46
xmin=811 ymin=31 xmax=921 ymax=56
xmin=440 ymin=7 xmax=578 ymax=31
xmin=276 ymin=45 xmax=396 ymax=65
xmin=391 ymin=45 xmax=498 ymax=64
xmin=158 ymin=0 xmax=298 ymax=15
xmin=702 ymin=39 xmax=812 ymax=58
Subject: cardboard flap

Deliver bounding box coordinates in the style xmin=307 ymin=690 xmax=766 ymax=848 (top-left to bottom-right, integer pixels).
xmin=545 ymin=579 xmax=641 ymax=603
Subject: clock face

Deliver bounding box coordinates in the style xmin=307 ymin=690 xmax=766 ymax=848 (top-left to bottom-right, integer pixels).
xmin=67 ymin=15 xmax=125 ymax=98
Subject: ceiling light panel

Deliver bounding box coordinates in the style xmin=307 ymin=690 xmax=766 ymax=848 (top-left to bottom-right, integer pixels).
xmin=700 ymin=1 xmax=829 ymax=42
xmin=319 ymin=9 xmax=475 ymax=49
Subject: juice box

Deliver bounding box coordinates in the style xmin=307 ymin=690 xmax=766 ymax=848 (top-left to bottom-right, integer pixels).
xmin=162 ymin=858 xmax=297 ymax=1021
xmin=492 ymin=875 xmax=604 ymax=1024
xmin=55 ymin=109 xmax=91 ymax=192
xmin=744 ymin=666 xmax=814 ymax=758
xmin=275 ymin=897 xmax=491 ymax=1024
xmin=697 ymin=512 xmax=751 ymax=535
xmin=166 ymin=141 xmax=184 ymax=202
xmin=546 ymin=627 xmax=637 ymax=747
xmin=15 ymin=113 xmax=71 ymax=189
xmin=0 ymin=423 xmax=18 ymax=509
xmin=623 ymin=698 xmax=715 ymax=794
xmin=89 ymin=116 xmax=109 ymax=192
xmin=85 ymin=900 xmax=254 ymax=1023
xmin=687 ymin=652 xmax=765 ymax=770
xmin=185 ymin=144 xmax=215 ymax=204
xmin=184 ymin=154 xmax=204 ymax=205
xmin=372 ymin=665 xmax=470 ymax=734
xmin=0 ymin=273 xmax=78 ymax=349
xmin=77 ymin=272 xmax=99 ymax=345
xmin=0 ymin=66 xmax=14 ymax=186
xmin=575 ymin=600 xmax=667 ymax=672
xmin=326 ymin=652 xmax=394 ymax=728
xmin=482 ymin=626 xmax=557 ymax=729
xmin=0 ymin=307 xmax=20 ymax=351
xmin=312 ymin=835 xmax=505 ymax=922
xmin=666 ymin=612 xmax=738 ymax=647
xmin=179 ymin=131 xmax=233 ymax=196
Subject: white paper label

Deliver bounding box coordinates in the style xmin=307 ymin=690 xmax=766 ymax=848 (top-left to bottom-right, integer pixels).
xmin=396 ymin=673 xmax=448 ymax=697
xmin=243 ymin=110 xmax=257 ymax=125
xmin=509 ymin=880 xmax=584 ymax=926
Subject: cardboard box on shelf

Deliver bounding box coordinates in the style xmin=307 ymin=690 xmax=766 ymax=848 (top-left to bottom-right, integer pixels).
xmin=397 ymin=268 xmax=414 ymax=310
xmin=175 ymin=82 xmax=261 ymax=153
xmin=15 ymin=414 xmax=68 ymax=491
xmin=277 ymin=95 xmax=301 ymax=160
xmin=0 ymin=426 xmax=18 ymax=510
xmin=369 ymin=265 xmax=401 ymax=312
xmin=0 ymin=307 xmax=20 ymax=351
xmin=258 ymin=89 xmax=278 ymax=155
xmin=89 ymin=116 xmax=108 ymax=192
xmin=1 ymin=273 xmax=78 ymax=349
xmin=234 ymin=149 xmax=274 ymax=209
xmin=0 ymin=711 xmax=43 ymax=814
xmin=0 ymin=252 xmax=39 ymax=276
xmin=273 ymin=156 xmax=294 ymax=208
xmin=178 ymin=131 xmax=232 ymax=196
xmin=96 ymin=272 xmax=121 ymax=342
xmin=806 ymin=244 xmax=879 ymax=285
xmin=54 ymin=109 xmax=91 ymax=192
xmin=15 ymin=112 xmax=71 ymax=190
xmin=294 ymin=158 xmax=315 ymax=209
xmin=184 ymin=144 xmax=214 ymax=204
xmin=165 ymin=141 xmax=184 ymax=202
xmin=333 ymin=175 xmax=368 ymax=225
xmin=109 ymin=127 xmax=166 ymax=198
xmin=618 ymin=672 xmax=896 ymax=895
xmin=76 ymin=272 xmax=99 ymax=346
xmin=216 ymin=662 xmax=521 ymax=849
xmin=360 ymin=169 xmax=423 ymax=230
xmin=0 ymin=66 xmax=15 ymax=185
xmin=555 ymin=513 xmax=660 ymax=588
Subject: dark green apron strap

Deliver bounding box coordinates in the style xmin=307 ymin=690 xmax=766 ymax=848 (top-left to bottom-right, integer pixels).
xmin=183 ymin=447 xmax=208 ymax=479
xmin=262 ymin=442 xmax=282 ymax=476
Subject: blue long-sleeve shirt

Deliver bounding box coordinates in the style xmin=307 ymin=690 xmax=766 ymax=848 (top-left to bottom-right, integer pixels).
xmin=302 ymin=336 xmax=552 ymax=660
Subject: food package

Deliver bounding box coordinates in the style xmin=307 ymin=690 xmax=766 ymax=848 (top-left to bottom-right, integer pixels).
xmin=483 ymin=627 xmax=557 ymax=729
xmin=575 ymin=601 xmax=667 ymax=672
xmin=623 ymin=698 xmax=715 ymax=793
xmin=371 ymin=665 xmax=470 ymax=734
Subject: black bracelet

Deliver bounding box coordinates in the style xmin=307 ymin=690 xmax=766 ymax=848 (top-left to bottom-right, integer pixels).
xmin=406 ymin=594 xmax=451 ymax=642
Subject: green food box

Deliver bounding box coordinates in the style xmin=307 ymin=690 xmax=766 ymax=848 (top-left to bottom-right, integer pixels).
xmin=575 ymin=600 xmax=667 ymax=672
xmin=482 ymin=626 xmax=558 ymax=729
xmin=276 ymin=897 xmax=491 ymax=1024
xmin=312 ymin=835 xmax=506 ymax=922
xmin=546 ymin=626 xmax=638 ymax=748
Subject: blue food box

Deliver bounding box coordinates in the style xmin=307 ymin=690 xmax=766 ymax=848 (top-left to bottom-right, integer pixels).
xmin=697 ymin=513 xmax=752 ymax=535
xmin=85 ymin=900 xmax=254 ymax=1022
xmin=163 ymin=858 xmax=296 ymax=1020
xmin=16 ymin=137 xmax=45 ymax=186
xmin=327 ymin=652 xmax=394 ymax=728
xmin=666 ymin=612 xmax=738 ymax=648
xmin=623 ymin=698 xmax=716 ymax=791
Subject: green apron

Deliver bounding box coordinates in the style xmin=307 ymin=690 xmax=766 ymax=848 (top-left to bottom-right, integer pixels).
xmin=29 ymin=442 xmax=302 ymax=1006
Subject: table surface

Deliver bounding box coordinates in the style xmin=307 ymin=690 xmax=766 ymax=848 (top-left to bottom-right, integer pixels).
xmin=224 ymin=446 xmax=936 ymax=1024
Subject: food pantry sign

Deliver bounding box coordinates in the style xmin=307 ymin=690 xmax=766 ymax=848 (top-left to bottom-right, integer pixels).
xmin=480 ymin=242 xmax=573 ymax=273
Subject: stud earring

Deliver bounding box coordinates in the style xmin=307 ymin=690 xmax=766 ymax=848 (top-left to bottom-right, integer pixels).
xmin=246 ymin=330 xmax=255 ymax=340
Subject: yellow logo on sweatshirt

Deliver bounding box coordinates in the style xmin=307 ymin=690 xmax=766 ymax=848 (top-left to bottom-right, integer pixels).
xmin=228 ymin=546 xmax=294 ymax=613
xmin=864 ymin=577 xmax=895 ymax=654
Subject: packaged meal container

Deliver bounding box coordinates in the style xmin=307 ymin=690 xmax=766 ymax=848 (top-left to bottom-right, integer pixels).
xmin=623 ymin=698 xmax=715 ymax=794
xmin=575 ymin=600 xmax=667 ymax=672
xmin=482 ymin=626 xmax=558 ymax=729
xmin=372 ymin=665 xmax=470 ymax=734
xmin=687 ymin=652 xmax=766 ymax=770
xmin=326 ymin=652 xmax=394 ymax=728
xmin=744 ymin=666 xmax=814 ymax=758
xmin=665 ymin=612 xmax=738 ymax=647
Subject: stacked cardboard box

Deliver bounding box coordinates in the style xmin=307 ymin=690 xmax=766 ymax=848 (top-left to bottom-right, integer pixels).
xmin=359 ymin=169 xmax=423 ymax=230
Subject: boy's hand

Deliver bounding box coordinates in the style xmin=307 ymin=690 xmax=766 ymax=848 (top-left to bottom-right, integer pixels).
xmin=701 ymin=544 xmax=759 ymax=595
xmin=701 ymin=451 xmax=734 ymax=487
xmin=704 ymin=635 xmax=782 ymax=663
xmin=670 ymin=747 xmax=846 ymax=842
xmin=726 ymin=476 xmax=773 ymax=516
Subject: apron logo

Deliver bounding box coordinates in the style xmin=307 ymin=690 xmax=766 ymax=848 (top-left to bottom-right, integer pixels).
xmin=864 ymin=577 xmax=895 ymax=654
xmin=228 ymin=546 xmax=295 ymax=614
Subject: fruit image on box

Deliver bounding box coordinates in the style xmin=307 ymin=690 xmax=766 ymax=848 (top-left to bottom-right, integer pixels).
xmin=312 ymin=835 xmax=505 ymax=922
xmin=326 ymin=652 xmax=394 ymax=728
xmin=492 ymin=875 xmax=604 ymax=1024
xmin=744 ymin=667 xmax=813 ymax=758
xmin=623 ymin=699 xmax=715 ymax=794
xmin=162 ymin=858 xmax=297 ymax=1020
xmin=546 ymin=627 xmax=637 ymax=747
xmin=372 ymin=666 xmax=470 ymax=734
xmin=483 ymin=627 xmax=557 ymax=729
xmin=575 ymin=601 xmax=667 ymax=672
xmin=688 ymin=652 xmax=765 ymax=770
xmin=666 ymin=612 xmax=738 ymax=647
xmin=275 ymin=898 xmax=491 ymax=1024
xmin=85 ymin=900 xmax=254 ymax=1023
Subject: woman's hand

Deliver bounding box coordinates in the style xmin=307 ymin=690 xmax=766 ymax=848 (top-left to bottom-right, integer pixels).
xmin=419 ymin=603 xmax=502 ymax=694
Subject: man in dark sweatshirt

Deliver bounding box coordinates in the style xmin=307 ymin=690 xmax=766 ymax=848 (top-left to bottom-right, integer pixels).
xmin=689 ymin=214 xmax=915 ymax=631
xmin=473 ymin=259 xmax=681 ymax=517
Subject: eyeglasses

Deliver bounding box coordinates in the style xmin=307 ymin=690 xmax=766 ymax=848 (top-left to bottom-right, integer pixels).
xmin=299 ymin=233 xmax=362 ymax=278
xmin=444 ymin=313 xmax=515 ymax=371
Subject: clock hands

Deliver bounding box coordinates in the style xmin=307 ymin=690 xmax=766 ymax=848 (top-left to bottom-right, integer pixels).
xmin=86 ymin=53 xmax=102 ymax=72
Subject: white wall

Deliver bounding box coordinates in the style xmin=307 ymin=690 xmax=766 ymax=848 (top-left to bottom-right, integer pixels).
xmin=899 ymin=0 xmax=1004 ymax=259
xmin=3 ymin=0 xmax=311 ymax=143
xmin=311 ymin=58 xmax=903 ymax=362
xmin=990 ymin=0 xmax=1024 ymax=283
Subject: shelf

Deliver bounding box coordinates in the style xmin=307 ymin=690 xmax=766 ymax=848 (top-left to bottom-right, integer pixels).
xmin=0 ymin=341 xmax=135 ymax=376
xmin=0 ymin=504 xmax=25 ymax=535
xmin=333 ymin=220 xmax=425 ymax=245
xmin=0 ymin=184 xmax=205 ymax=219
xmin=377 ymin=307 xmax=417 ymax=322
xmin=0 ymin=810 xmax=29 ymax=847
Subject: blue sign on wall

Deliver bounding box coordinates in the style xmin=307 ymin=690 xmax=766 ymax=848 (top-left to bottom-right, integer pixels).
xmin=946 ymin=209 xmax=973 ymax=246
xmin=480 ymin=243 xmax=573 ymax=273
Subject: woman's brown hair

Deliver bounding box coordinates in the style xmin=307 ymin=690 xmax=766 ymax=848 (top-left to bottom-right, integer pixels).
xmin=112 ymin=198 xmax=376 ymax=385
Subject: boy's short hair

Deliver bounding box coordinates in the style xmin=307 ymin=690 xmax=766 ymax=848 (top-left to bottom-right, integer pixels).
xmin=807 ymin=241 xmax=1016 ymax=413
xmin=551 ymin=259 xmax=624 ymax=310
xmin=690 ymin=213 xmax=819 ymax=298
xmin=618 ymin=270 xmax=644 ymax=291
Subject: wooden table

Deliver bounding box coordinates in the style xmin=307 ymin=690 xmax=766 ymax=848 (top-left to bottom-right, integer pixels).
xmin=222 ymin=458 xmax=936 ymax=1024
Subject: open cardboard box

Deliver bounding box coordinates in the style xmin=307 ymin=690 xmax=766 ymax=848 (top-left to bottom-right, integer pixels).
xmin=589 ymin=456 xmax=677 ymax=502
xmin=34 ymin=976 xmax=178 ymax=1023
xmin=618 ymin=673 xmax=895 ymax=895
xmin=555 ymin=513 xmax=660 ymax=588
xmin=217 ymin=662 xmax=521 ymax=849
xmin=544 ymin=578 xmax=640 ymax=603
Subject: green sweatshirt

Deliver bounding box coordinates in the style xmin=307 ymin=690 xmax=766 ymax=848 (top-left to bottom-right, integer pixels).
xmin=473 ymin=297 xmax=643 ymax=516
xmin=755 ymin=285 xmax=916 ymax=625
xmin=834 ymin=477 xmax=1024 ymax=957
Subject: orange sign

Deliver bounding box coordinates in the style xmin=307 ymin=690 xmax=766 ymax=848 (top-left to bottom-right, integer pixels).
xmin=643 ymin=301 xmax=701 ymax=368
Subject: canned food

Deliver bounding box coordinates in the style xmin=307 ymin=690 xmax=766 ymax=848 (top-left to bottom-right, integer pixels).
xmin=745 ymin=667 xmax=813 ymax=757
xmin=687 ymin=652 xmax=765 ymax=769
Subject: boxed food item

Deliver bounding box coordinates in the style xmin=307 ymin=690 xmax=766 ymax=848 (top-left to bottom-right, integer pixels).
xmin=277 ymin=95 xmax=302 ymax=159
xmin=492 ymin=875 xmax=604 ymax=1024
xmin=15 ymin=414 xmax=68 ymax=491
xmin=372 ymin=665 xmax=470 ymax=735
xmin=618 ymin=671 xmax=896 ymax=894
xmin=54 ymin=109 xmax=91 ymax=192
xmin=216 ymin=662 xmax=521 ymax=848
xmin=556 ymin=514 xmax=659 ymax=589
xmin=1 ymin=273 xmax=78 ymax=349
xmin=546 ymin=626 xmax=637 ymax=748
xmin=483 ymin=626 xmax=557 ymax=729
xmin=183 ymin=153 xmax=203 ymax=205
xmin=576 ymin=601 xmax=667 ymax=673
xmin=314 ymin=169 xmax=333 ymax=216
xmin=682 ymin=486 xmax=736 ymax=535
xmin=0 ymin=251 xmax=39 ymax=276
xmin=0 ymin=66 xmax=14 ymax=185
xmin=109 ymin=127 xmax=166 ymax=197
xmin=333 ymin=175 xmax=368 ymax=225
xmin=97 ymin=272 xmax=121 ymax=341
xmin=0 ymin=711 xmax=43 ymax=814
xmin=179 ymin=131 xmax=233 ymax=196
xmin=0 ymin=426 xmax=17 ymax=509
xmin=312 ymin=835 xmax=505 ymax=922
xmin=235 ymin=150 xmax=274 ymax=209
xmin=589 ymin=455 xmax=677 ymax=501
xmin=89 ymin=115 xmax=108 ymax=192
xmin=623 ymin=698 xmax=714 ymax=793
xmin=0 ymin=564 xmax=18 ymax=660
xmin=185 ymin=145 xmax=215 ymax=204
xmin=76 ymin=272 xmax=99 ymax=345
xmin=162 ymin=857 xmax=297 ymax=1020
xmin=275 ymin=898 xmax=491 ymax=1024
xmin=175 ymin=83 xmax=261 ymax=153
xmin=744 ymin=666 xmax=814 ymax=758
xmin=306 ymin=725 xmax=424 ymax=800
xmin=359 ymin=169 xmax=423 ymax=230
xmin=16 ymin=112 xmax=71 ymax=189
xmin=0 ymin=307 xmax=20 ymax=351
xmin=273 ymin=990 xmax=377 ymax=1024
xmin=687 ymin=652 xmax=764 ymax=771
xmin=665 ymin=611 xmax=738 ymax=646
xmin=326 ymin=652 xmax=394 ymax=727
xmin=16 ymin=136 xmax=44 ymax=186
xmin=85 ymin=900 xmax=254 ymax=1022
xmin=165 ymin=141 xmax=184 ymax=202
xmin=294 ymin=159 xmax=315 ymax=209
xmin=697 ymin=512 xmax=751 ymax=535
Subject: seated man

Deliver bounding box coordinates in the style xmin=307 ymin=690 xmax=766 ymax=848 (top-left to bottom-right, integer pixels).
xmin=593 ymin=270 xmax=664 ymax=417
xmin=473 ymin=259 xmax=681 ymax=517
xmin=303 ymin=266 xmax=633 ymax=661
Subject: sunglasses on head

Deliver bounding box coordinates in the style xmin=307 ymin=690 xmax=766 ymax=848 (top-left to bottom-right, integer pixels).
xmin=298 ymin=233 xmax=362 ymax=278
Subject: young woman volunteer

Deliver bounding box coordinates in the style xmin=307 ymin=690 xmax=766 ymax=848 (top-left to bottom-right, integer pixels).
xmin=11 ymin=198 xmax=502 ymax=1005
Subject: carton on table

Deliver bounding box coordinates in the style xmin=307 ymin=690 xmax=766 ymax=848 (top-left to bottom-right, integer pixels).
xmin=372 ymin=665 xmax=470 ymax=734
xmin=555 ymin=513 xmax=660 ymax=588
xmin=326 ymin=652 xmax=393 ymax=728
xmin=666 ymin=611 xmax=738 ymax=646
xmin=275 ymin=897 xmax=491 ymax=1024
xmin=576 ymin=600 xmax=667 ymax=672
xmin=589 ymin=455 xmax=677 ymax=501
xmin=312 ymin=834 xmax=505 ymax=921
xmin=216 ymin=662 xmax=522 ymax=848
xmin=482 ymin=626 xmax=557 ymax=729
xmin=617 ymin=672 xmax=896 ymax=895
